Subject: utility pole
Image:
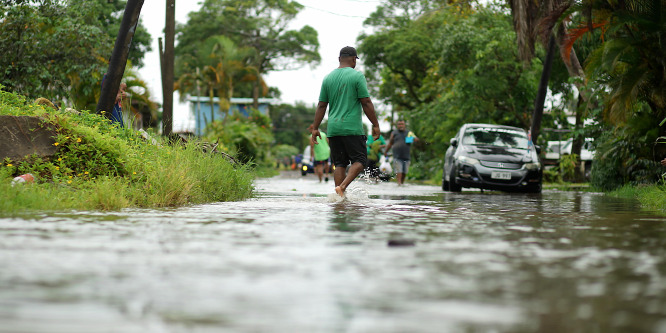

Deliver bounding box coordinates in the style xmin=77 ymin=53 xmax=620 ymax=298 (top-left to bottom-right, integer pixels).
xmin=160 ymin=0 xmax=175 ymax=137
xmin=96 ymin=0 xmax=144 ymax=117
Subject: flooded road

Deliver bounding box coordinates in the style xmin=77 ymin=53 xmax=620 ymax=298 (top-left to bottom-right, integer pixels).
xmin=1 ymin=172 xmax=666 ymax=332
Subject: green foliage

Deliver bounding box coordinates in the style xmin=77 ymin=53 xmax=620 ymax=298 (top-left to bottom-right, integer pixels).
xmin=0 ymin=1 xmax=152 ymax=109
xmin=542 ymin=167 xmax=562 ymax=184
xmin=175 ymin=0 xmax=320 ymax=101
xmin=360 ymin=5 xmax=542 ymax=180
xmin=559 ymin=153 xmax=578 ymax=181
xmin=0 ymin=88 xmax=254 ymax=212
xmin=0 ymin=2 xmax=111 ymax=102
xmin=270 ymin=102 xmax=316 ymax=150
xmin=608 ymin=183 xmax=666 ymax=214
xmin=272 ymin=144 xmax=299 ymax=161
xmin=580 ymin=0 xmax=666 ymax=122
xmin=204 ymin=109 xmax=274 ymax=165
xmin=590 ymin=108 xmax=663 ymax=191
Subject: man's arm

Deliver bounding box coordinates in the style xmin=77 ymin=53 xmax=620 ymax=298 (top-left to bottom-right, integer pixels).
xmin=385 ymin=132 xmax=394 ymax=156
xmin=360 ymin=97 xmax=380 ymax=140
xmin=311 ymin=101 xmax=328 ymax=145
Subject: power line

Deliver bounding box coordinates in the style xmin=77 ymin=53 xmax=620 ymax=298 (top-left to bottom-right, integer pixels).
xmin=301 ymin=4 xmax=374 ymax=18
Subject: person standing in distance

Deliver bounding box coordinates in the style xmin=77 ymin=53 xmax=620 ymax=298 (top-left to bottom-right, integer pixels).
xmin=308 ymin=124 xmax=331 ymax=182
xmin=311 ymin=46 xmax=381 ymax=197
xmin=385 ymin=120 xmax=418 ymax=185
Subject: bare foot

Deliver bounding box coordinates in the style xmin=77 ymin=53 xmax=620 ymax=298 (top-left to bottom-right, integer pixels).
xmin=335 ymin=186 xmax=345 ymax=197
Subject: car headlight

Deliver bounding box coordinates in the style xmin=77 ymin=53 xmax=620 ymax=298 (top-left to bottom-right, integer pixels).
xmin=523 ymin=162 xmax=540 ymax=171
xmin=457 ymin=155 xmax=479 ymax=165
xmin=302 ymin=165 xmax=308 ymax=171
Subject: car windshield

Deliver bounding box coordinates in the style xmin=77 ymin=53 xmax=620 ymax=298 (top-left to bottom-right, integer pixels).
xmin=462 ymin=127 xmax=529 ymax=149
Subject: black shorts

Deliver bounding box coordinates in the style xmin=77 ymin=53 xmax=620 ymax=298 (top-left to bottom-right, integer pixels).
xmin=329 ymin=135 xmax=367 ymax=168
xmin=313 ymin=159 xmax=328 ymax=166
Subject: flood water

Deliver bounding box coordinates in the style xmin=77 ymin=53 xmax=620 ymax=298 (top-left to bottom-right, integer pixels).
xmin=1 ymin=172 xmax=666 ymax=333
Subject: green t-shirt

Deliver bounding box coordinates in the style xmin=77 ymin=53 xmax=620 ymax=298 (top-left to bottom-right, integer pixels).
xmin=367 ymin=135 xmax=386 ymax=162
xmin=313 ymin=131 xmax=330 ymax=161
xmin=318 ymin=67 xmax=370 ymax=137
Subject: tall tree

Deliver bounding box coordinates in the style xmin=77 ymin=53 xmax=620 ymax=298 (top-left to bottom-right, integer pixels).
xmin=0 ymin=1 xmax=111 ymax=103
xmin=0 ymin=0 xmax=152 ymax=108
xmin=175 ymin=0 xmax=320 ymax=106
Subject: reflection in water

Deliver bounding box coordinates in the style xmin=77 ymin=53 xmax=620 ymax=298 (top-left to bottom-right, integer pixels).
xmin=330 ymin=203 xmax=365 ymax=233
xmin=0 ymin=176 xmax=665 ymax=333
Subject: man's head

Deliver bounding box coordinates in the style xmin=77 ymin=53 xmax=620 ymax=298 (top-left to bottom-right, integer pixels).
xmin=338 ymin=46 xmax=358 ymax=68
xmin=397 ymin=120 xmax=406 ymax=131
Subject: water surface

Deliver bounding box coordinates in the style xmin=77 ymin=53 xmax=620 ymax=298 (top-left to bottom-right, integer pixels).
xmin=1 ymin=173 xmax=665 ymax=332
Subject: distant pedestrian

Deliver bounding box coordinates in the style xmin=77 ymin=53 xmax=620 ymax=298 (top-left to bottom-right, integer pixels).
xmin=385 ymin=120 xmax=418 ymax=185
xmin=101 ymin=73 xmax=126 ymax=127
xmin=311 ymin=46 xmax=380 ymax=197
xmin=112 ymin=82 xmax=127 ymax=127
xmin=309 ymin=125 xmax=331 ymax=182
xmin=366 ymin=134 xmax=386 ymax=182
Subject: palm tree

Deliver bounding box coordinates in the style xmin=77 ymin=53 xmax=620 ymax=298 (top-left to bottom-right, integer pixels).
xmin=176 ymin=36 xmax=257 ymax=128
xmin=572 ymin=0 xmax=666 ymax=124
xmin=120 ymin=64 xmax=159 ymax=129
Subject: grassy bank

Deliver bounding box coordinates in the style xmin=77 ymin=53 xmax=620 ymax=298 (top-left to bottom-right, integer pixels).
xmin=0 ymin=88 xmax=254 ymax=213
xmin=608 ymin=184 xmax=666 ymax=214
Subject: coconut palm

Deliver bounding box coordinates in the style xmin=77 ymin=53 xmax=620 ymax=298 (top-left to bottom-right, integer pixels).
xmin=176 ymin=35 xmax=259 ymax=126
xmin=571 ymin=0 xmax=666 ymax=123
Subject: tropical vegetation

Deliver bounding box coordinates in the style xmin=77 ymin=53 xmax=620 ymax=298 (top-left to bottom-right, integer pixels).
xmin=3 ymin=0 xmax=666 ymax=202
xmin=0 ymin=0 xmax=156 ymax=116
xmin=0 ymin=87 xmax=254 ymax=212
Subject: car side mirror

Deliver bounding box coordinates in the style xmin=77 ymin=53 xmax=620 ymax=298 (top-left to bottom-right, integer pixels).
xmin=450 ymin=138 xmax=458 ymax=147
xmin=534 ymin=145 xmax=541 ymax=154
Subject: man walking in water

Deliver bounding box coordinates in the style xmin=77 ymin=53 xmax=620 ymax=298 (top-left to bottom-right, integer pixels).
xmin=310 ymin=46 xmax=381 ymax=197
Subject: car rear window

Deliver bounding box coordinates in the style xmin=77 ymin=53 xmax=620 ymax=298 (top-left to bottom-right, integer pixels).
xmin=462 ymin=127 xmax=528 ymax=149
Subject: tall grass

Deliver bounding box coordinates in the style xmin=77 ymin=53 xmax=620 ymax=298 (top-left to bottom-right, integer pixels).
xmin=609 ymin=184 xmax=666 ymax=214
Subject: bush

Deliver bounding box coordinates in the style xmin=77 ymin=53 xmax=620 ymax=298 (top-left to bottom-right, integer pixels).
xmin=204 ymin=109 xmax=274 ymax=165
xmin=590 ymin=111 xmax=663 ymax=191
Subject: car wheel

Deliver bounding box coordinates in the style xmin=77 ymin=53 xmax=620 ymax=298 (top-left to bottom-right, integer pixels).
xmin=449 ymin=167 xmax=462 ymax=192
xmin=442 ymin=169 xmax=450 ymax=191
xmin=526 ymin=182 xmax=542 ymax=193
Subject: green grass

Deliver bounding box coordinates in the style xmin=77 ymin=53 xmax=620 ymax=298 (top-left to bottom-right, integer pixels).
xmin=608 ymin=184 xmax=666 ymax=214
xmin=0 ymin=87 xmax=254 ymax=213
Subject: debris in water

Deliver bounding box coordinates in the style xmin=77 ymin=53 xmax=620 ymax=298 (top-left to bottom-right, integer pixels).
xmin=388 ymin=238 xmax=416 ymax=247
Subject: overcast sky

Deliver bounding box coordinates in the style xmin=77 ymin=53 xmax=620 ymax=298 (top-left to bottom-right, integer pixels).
xmin=136 ymin=0 xmax=384 ymax=132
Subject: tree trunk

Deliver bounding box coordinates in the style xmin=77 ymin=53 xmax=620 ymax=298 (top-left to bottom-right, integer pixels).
xmin=572 ymin=95 xmax=585 ymax=182
xmin=530 ymin=35 xmax=557 ymax=145
xmin=161 ymin=0 xmax=175 ymax=137
xmin=97 ymin=0 xmax=144 ymax=117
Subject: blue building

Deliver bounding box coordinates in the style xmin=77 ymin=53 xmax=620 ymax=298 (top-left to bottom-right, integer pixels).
xmin=189 ymin=96 xmax=277 ymax=136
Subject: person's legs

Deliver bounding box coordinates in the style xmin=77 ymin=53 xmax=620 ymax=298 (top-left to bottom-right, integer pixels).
xmin=397 ymin=173 xmax=405 ymax=185
xmin=315 ymin=162 xmax=323 ymax=182
xmin=334 ymin=135 xmax=367 ymax=196
xmin=334 ymin=165 xmax=346 ymax=187
xmin=323 ymin=162 xmax=330 ymax=182
xmin=335 ymin=162 xmax=364 ymax=196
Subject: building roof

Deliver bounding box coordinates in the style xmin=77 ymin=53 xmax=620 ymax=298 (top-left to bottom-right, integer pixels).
xmin=188 ymin=96 xmax=279 ymax=104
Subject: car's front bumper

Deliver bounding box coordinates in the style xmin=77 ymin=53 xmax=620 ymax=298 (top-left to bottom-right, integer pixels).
xmin=454 ymin=162 xmax=542 ymax=192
